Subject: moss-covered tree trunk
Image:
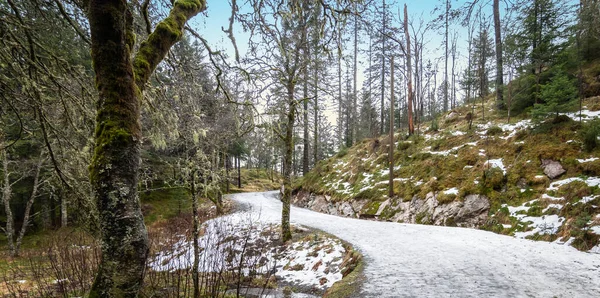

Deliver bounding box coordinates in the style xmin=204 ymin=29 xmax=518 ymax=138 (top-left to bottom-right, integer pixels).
xmin=87 ymin=0 xmax=206 ymax=296
xmin=281 ymin=84 xmax=296 ymax=243
xmin=88 ymin=1 xmax=148 ymax=295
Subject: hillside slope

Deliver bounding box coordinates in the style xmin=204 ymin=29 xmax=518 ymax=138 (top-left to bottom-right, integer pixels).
xmin=296 ymin=97 xmax=600 ymax=252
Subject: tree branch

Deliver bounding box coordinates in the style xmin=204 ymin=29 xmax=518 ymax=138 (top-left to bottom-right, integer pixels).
xmin=133 ymin=0 xmax=208 ymax=91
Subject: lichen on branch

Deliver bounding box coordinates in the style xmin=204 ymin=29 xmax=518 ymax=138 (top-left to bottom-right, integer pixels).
xmin=133 ymin=0 xmax=207 ymax=90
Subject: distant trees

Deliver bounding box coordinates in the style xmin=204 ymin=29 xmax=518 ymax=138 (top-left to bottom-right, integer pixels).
xmin=0 ymin=0 xmax=95 ymax=246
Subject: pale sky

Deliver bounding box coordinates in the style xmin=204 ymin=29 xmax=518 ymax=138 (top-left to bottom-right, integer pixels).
xmin=185 ymin=0 xmax=527 ymax=124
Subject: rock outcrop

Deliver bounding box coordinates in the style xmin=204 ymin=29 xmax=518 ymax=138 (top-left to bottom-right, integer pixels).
xmin=292 ymin=191 xmax=490 ymax=228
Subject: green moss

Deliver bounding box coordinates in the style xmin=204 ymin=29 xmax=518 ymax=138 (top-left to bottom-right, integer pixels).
xmin=362 ymin=201 xmax=382 ymax=215
xmin=483 ymin=167 xmax=505 ymax=190
xmin=356 ymin=187 xmax=383 ymax=200
xmin=558 ymin=181 xmax=592 ymax=202
xmin=323 ymin=254 xmax=364 ymax=298
xmin=486 ymin=126 xmax=503 ymax=136
xmin=415 ymin=211 xmax=432 ymax=225
xmin=437 ymin=192 xmax=457 ymax=204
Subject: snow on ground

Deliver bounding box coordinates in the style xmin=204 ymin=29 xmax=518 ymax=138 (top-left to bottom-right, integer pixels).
xmin=579 ymin=195 xmax=599 ymax=204
xmin=424 ymin=133 xmax=442 ymax=141
xmin=562 ymin=109 xmax=600 ymax=121
xmin=149 ymin=214 xmax=345 ymax=291
xmin=513 ymin=214 xmax=565 ymax=239
xmin=484 ymin=158 xmax=507 ymax=175
xmin=231 ymin=192 xmax=600 ymax=297
xmin=324 ymin=179 xmax=353 ymax=195
xmin=276 ymin=238 xmax=344 ymax=288
xmin=443 ymin=187 xmax=459 ymax=195
xmin=476 ymin=122 xmax=491 ymax=135
xmin=502 ymin=176 xmax=600 ymax=241
xmin=576 ymin=157 xmax=599 ymax=163
xmin=498 ymin=119 xmax=532 ymax=140
xmin=424 ymin=142 xmax=477 ymax=157
xmin=547 ymin=176 xmax=600 ymax=190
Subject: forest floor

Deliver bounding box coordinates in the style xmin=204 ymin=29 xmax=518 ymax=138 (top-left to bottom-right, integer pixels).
xmin=231 ymin=191 xmax=600 ymax=297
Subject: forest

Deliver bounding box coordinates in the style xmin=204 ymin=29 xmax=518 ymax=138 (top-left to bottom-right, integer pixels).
xmin=1 ymin=0 xmax=600 ymax=297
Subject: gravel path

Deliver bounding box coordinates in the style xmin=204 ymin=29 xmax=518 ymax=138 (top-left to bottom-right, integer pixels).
xmin=229 ymin=191 xmax=600 ymax=298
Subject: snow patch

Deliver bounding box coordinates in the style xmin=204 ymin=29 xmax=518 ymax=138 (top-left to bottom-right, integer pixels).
xmin=579 ymin=195 xmax=599 ymax=204
xmin=577 ymin=157 xmax=599 ymax=163
xmin=485 ymin=158 xmax=507 ymax=175
xmin=514 ymin=215 xmax=564 ymax=239
xmin=150 ymin=216 xmax=345 ymax=290
xmin=548 ymin=177 xmax=600 ymax=191
xmin=562 ymin=109 xmax=600 ymax=122
xmin=443 ymin=187 xmax=459 ymax=195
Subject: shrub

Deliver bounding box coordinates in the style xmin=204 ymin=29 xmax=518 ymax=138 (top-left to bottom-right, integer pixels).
xmin=580 ymin=119 xmax=600 ymax=152
xmin=558 ymin=181 xmax=591 ymax=202
xmin=486 ymin=126 xmax=503 ymax=136
xmin=532 ymin=70 xmax=578 ymax=120
xmin=430 ymin=118 xmax=439 ymax=132
xmin=397 ymin=141 xmax=411 ymax=151
xmin=483 ymin=167 xmax=505 ymax=190
xmin=436 ymin=192 xmax=456 ymax=204
xmin=336 ymin=147 xmax=349 ymax=158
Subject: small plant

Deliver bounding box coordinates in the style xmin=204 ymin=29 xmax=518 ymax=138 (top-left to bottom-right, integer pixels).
xmin=336 ymin=147 xmax=349 ymax=158
xmin=436 ymin=193 xmax=456 ymax=204
xmin=486 ymin=126 xmax=503 ymax=136
xmin=580 ymin=119 xmax=600 ymax=152
xmin=532 ymin=70 xmax=578 ymax=120
xmin=483 ymin=167 xmax=505 ymax=190
xmin=430 ymin=118 xmax=439 ymax=132
xmin=415 ymin=211 xmax=432 ymax=225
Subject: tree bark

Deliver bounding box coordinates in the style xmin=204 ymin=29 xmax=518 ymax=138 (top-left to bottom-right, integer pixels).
xmin=352 ymin=1 xmax=358 ymax=145
xmin=61 ymin=192 xmax=67 ymax=228
xmin=444 ymin=0 xmax=449 ymax=112
xmin=190 ymin=170 xmax=200 ymax=298
xmin=380 ymin=0 xmax=387 ymax=135
xmin=338 ymin=31 xmax=343 ymax=148
xmin=15 ymin=153 xmax=45 ymax=256
xmin=87 ymin=0 xmax=206 ymax=296
xmin=389 ymin=56 xmax=395 ymax=198
xmin=313 ymin=44 xmax=319 ymax=165
xmin=1 ymin=152 xmax=16 ymax=257
xmin=493 ymin=0 xmax=504 ymax=106
xmin=303 ymin=40 xmax=310 ymax=175
xmin=281 ymin=84 xmax=295 ymax=242
xmin=404 ymin=5 xmax=414 ymax=135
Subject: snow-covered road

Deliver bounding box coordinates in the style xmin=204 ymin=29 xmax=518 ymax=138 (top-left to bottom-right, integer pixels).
xmin=229 ymin=191 xmax=600 ymax=298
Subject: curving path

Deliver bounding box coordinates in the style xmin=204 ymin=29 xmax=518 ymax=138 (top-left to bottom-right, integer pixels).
xmin=229 ymin=191 xmax=600 ymax=298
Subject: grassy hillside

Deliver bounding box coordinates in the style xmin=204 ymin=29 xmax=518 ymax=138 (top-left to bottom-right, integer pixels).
xmin=297 ymin=97 xmax=600 ymax=252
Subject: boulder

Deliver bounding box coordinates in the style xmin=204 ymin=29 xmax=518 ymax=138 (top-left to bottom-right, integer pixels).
xmin=455 ymin=195 xmax=490 ymax=224
xmin=445 ymin=111 xmax=459 ymax=120
xmin=338 ymin=202 xmax=356 ymax=217
xmin=541 ymin=159 xmax=566 ymax=179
